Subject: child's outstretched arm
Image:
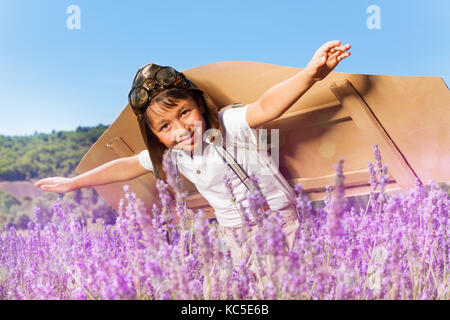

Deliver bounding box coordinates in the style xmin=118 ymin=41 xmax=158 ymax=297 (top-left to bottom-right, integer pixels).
xmin=34 ymin=154 xmax=149 ymax=193
xmin=246 ymin=40 xmax=351 ymax=128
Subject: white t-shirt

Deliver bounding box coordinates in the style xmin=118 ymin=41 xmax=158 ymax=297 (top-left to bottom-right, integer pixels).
xmin=138 ymin=104 xmax=299 ymax=227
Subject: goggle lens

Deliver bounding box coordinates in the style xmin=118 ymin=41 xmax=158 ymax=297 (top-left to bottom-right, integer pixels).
xmin=130 ymin=87 xmax=149 ymax=110
xmin=155 ymin=67 xmax=177 ymax=86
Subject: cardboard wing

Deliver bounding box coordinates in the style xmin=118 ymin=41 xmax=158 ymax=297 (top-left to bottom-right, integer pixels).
xmin=76 ymin=61 xmax=450 ymax=218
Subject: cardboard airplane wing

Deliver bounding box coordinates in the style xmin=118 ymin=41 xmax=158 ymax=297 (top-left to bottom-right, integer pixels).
xmin=76 ymin=61 xmax=450 ymax=218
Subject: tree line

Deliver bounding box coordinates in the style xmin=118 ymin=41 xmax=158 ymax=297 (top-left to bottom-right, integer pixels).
xmin=0 ymin=124 xmax=108 ymax=181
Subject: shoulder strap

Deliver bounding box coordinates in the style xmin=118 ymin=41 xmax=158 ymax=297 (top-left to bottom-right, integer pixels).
xmin=211 ymin=143 xmax=256 ymax=193
xmin=214 ymin=103 xmax=257 ymax=192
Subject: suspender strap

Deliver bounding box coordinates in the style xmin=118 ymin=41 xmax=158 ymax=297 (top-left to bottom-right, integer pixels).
xmin=212 ymin=143 xmax=271 ymax=213
xmin=211 ymin=144 xmax=256 ymax=193
xmin=171 ymin=145 xmax=256 ymax=194
xmin=171 ymin=142 xmax=271 ymax=214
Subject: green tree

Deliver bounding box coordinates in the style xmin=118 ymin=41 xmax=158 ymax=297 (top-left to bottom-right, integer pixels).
xmin=0 ymin=124 xmax=109 ymax=181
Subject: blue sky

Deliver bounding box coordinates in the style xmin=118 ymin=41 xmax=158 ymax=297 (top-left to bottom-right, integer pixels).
xmin=0 ymin=0 xmax=448 ymax=136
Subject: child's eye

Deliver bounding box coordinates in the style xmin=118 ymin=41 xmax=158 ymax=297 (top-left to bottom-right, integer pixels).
xmin=160 ymin=124 xmax=169 ymax=131
xmin=181 ymin=109 xmax=190 ymax=116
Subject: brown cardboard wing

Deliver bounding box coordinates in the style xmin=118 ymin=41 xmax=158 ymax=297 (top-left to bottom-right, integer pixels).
xmin=76 ymin=61 xmax=450 ymax=218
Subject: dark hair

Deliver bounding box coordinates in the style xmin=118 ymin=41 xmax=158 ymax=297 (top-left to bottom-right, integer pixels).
xmin=141 ymin=88 xmax=221 ymax=181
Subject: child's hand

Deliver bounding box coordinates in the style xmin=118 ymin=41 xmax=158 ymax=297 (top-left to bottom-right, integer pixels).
xmin=34 ymin=177 xmax=77 ymax=193
xmin=305 ymin=40 xmax=351 ymax=81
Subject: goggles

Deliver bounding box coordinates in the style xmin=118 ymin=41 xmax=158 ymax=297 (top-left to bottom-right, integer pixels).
xmin=128 ymin=64 xmax=200 ymax=119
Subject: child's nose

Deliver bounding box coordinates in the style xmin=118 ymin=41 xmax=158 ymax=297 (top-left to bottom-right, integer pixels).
xmin=172 ymin=120 xmax=190 ymax=141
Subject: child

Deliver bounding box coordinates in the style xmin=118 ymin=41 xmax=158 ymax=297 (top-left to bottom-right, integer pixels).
xmin=35 ymin=40 xmax=351 ymax=265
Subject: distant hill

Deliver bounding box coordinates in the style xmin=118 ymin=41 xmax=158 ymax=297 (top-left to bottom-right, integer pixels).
xmin=0 ymin=123 xmax=117 ymax=230
xmin=0 ymin=180 xmax=43 ymax=201
xmin=0 ymin=124 xmax=109 ymax=181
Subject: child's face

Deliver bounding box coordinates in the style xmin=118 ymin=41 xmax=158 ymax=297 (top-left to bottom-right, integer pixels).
xmin=146 ymin=96 xmax=206 ymax=152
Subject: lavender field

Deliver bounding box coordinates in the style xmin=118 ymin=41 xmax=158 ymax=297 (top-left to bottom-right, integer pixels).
xmin=0 ymin=145 xmax=448 ymax=300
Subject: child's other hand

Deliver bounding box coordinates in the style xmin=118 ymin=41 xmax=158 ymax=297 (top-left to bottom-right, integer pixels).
xmin=34 ymin=177 xmax=77 ymax=193
xmin=305 ymin=40 xmax=351 ymax=81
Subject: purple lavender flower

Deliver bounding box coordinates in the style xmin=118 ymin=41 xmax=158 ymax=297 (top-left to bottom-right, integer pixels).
xmin=0 ymin=147 xmax=448 ymax=300
xmin=325 ymin=158 xmax=347 ymax=242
